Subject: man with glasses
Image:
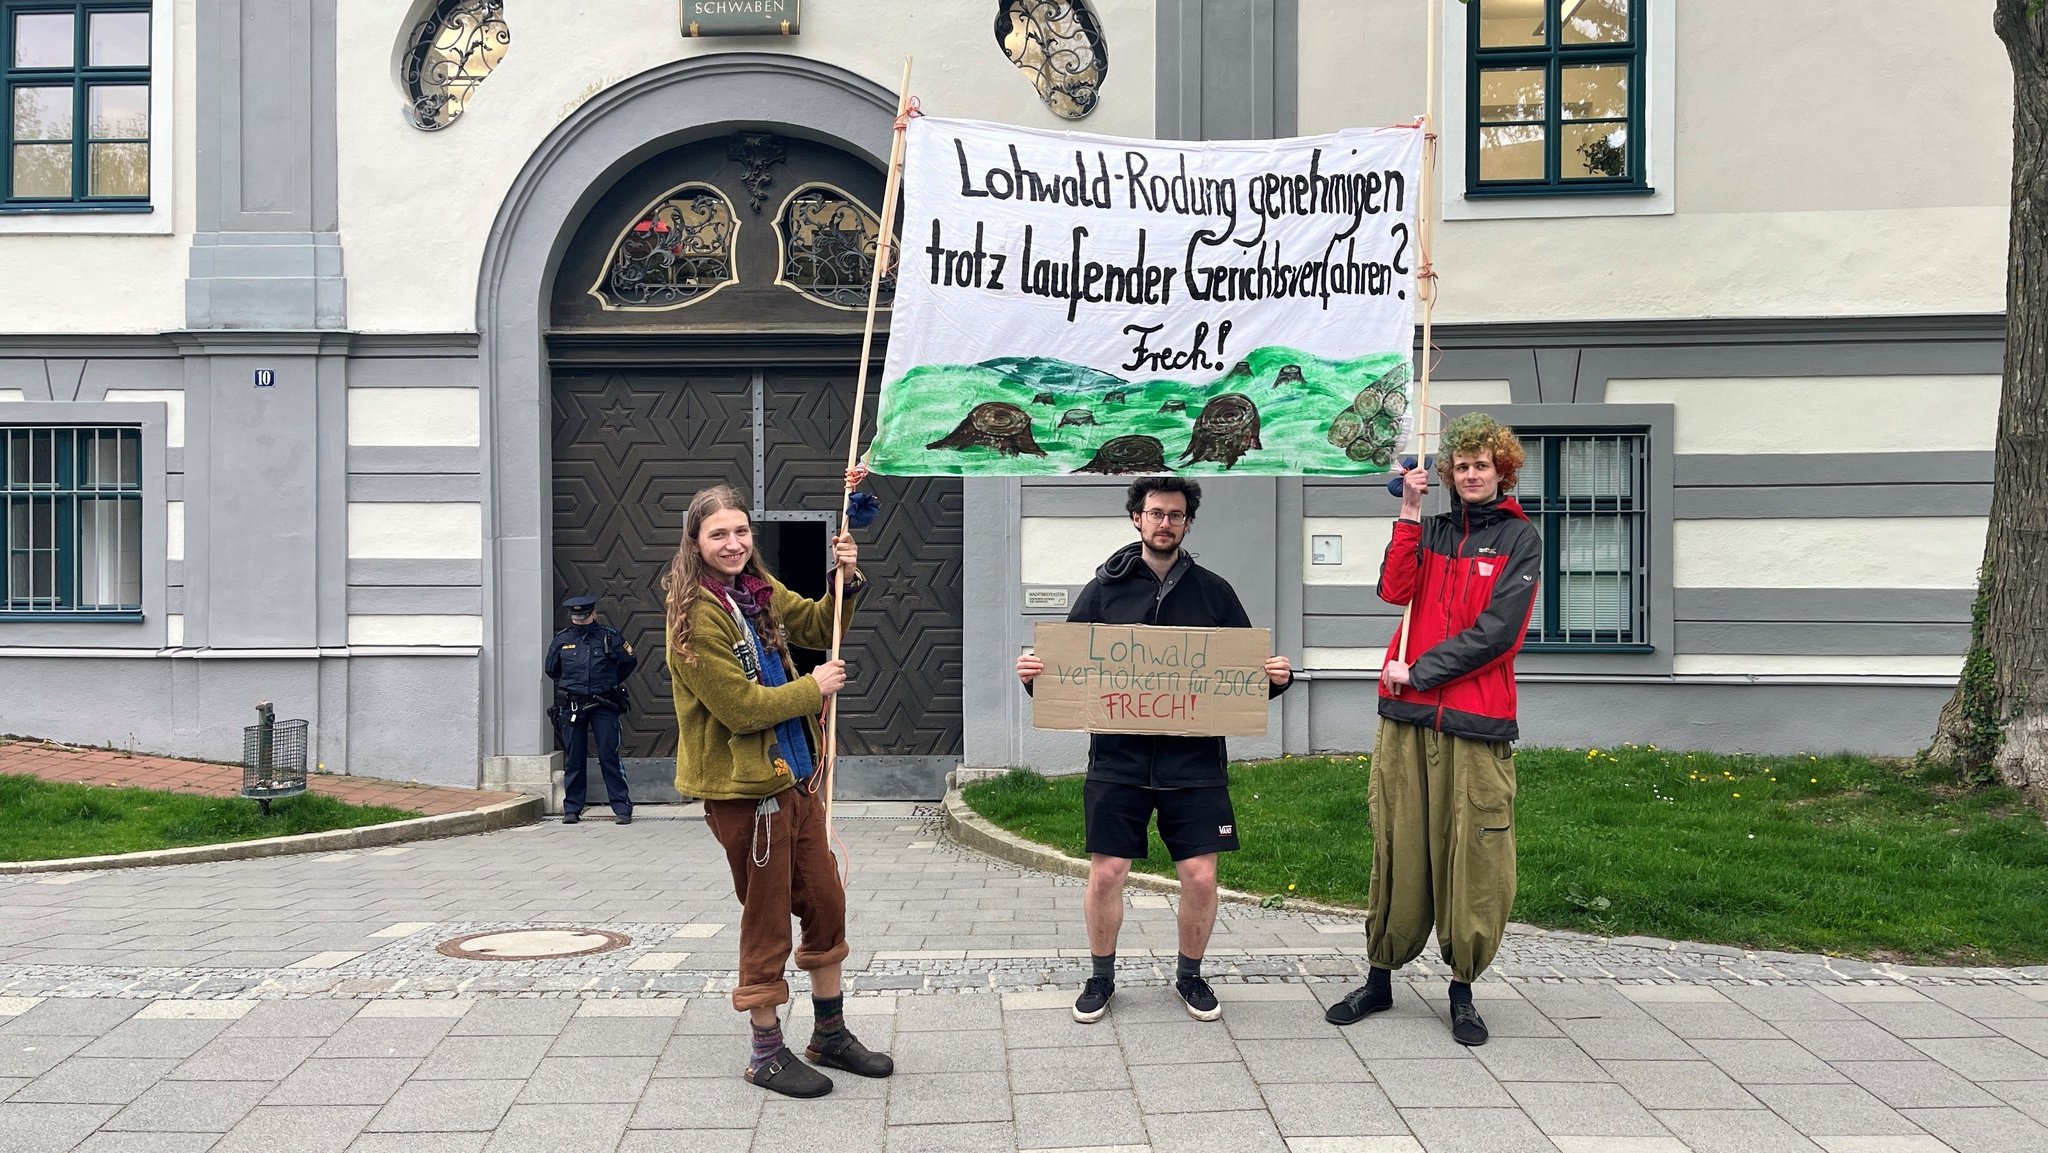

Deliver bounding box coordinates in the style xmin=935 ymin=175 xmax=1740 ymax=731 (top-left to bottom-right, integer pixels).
xmin=1016 ymin=477 xmax=1292 ymax=1023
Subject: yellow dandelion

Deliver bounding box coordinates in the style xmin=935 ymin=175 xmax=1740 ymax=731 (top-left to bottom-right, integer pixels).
xmin=1810 ymin=778 xmax=1818 ymax=784
xmin=1287 ymin=883 xmax=1296 ymax=891
xmin=1732 ymin=792 xmax=1741 ymax=798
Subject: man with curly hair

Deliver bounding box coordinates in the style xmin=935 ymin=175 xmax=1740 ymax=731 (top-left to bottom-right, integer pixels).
xmin=1325 ymin=413 xmax=1541 ymax=1046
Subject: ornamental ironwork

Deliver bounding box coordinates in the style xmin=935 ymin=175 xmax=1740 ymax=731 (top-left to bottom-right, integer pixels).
xmin=727 ymin=133 xmax=787 ymax=213
xmin=593 ymin=183 xmax=740 ymax=310
xmin=995 ymin=0 xmax=1109 ymax=120
xmin=773 ymin=184 xmax=894 ymax=310
xmin=401 ymin=0 xmax=511 ymax=131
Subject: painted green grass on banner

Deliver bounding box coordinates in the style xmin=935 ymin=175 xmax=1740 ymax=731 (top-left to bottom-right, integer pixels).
xmin=869 ymin=346 xmax=1409 ymax=476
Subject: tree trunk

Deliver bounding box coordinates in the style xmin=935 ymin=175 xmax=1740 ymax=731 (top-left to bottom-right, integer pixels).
xmin=1929 ymin=1 xmax=2048 ymax=798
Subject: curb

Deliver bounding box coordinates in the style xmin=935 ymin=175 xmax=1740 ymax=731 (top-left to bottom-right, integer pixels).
xmin=0 ymin=795 xmax=544 ymax=875
xmin=941 ymin=788 xmax=1369 ymax=918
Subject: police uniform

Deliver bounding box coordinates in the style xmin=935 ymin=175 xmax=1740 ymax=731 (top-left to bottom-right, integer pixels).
xmin=544 ymin=595 xmax=639 ymax=824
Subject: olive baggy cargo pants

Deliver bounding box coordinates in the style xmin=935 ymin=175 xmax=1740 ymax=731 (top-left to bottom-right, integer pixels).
xmin=1365 ymin=717 xmax=1518 ymax=983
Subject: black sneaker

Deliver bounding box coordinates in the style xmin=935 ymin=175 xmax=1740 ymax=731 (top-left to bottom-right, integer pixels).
xmin=562 ymin=812 xmax=581 ymax=825
xmin=1072 ymin=976 xmax=1114 ymax=1023
xmin=1176 ymin=974 xmax=1222 ymax=1022
xmin=1450 ymin=1001 xmax=1489 ymax=1046
xmin=806 ymin=1028 xmax=894 ymax=1078
xmin=614 ymin=813 xmax=632 ymax=825
xmin=1324 ymin=984 xmax=1394 ymax=1026
xmin=745 ymin=1046 xmax=833 ymax=1098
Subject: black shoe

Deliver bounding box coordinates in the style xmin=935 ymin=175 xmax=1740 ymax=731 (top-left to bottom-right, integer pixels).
xmin=614 ymin=813 xmax=632 ymax=825
xmin=745 ymin=1046 xmax=833 ymax=1098
xmin=1325 ymin=984 xmax=1394 ymax=1026
xmin=1072 ymin=976 xmax=1114 ymax=1023
xmin=806 ymin=1029 xmax=894 ymax=1078
xmin=1450 ymin=1001 xmax=1489 ymax=1046
xmin=562 ymin=812 xmax=581 ymax=825
xmin=1176 ymin=974 xmax=1222 ymax=1022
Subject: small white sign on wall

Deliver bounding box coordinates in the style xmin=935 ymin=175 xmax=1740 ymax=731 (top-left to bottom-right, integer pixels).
xmin=1312 ymin=534 xmax=1344 ymax=565
xmin=1024 ymin=587 xmax=1070 ymax=610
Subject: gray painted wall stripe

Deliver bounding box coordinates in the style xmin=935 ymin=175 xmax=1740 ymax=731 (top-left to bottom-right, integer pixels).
xmin=1676 ymin=452 xmax=1994 ymax=487
xmin=346 ymin=473 xmax=482 ymax=502
xmin=1673 ymin=484 xmax=1990 ymax=519
xmin=348 ymin=559 xmax=484 ymax=587
xmin=1677 ymin=622 xmax=1967 ymax=656
xmin=1675 ymin=588 xmax=1972 ymax=623
xmin=347 ymin=447 xmax=480 ymax=474
xmin=1303 ymin=586 xmax=1398 ymax=615
xmin=166 ymin=561 xmax=183 ymax=587
xmin=166 ymin=587 xmax=183 ymax=614
xmin=1304 ymin=487 xmax=1409 ymax=517
xmin=1303 ymin=616 xmax=1398 ymax=646
xmin=1021 ymin=487 xmax=1135 ymax=517
xmin=346 ymin=586 xmax=485 ymax=614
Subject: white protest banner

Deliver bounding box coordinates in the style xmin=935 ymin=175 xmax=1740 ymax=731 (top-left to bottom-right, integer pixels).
xmin=869 ymin=116 xmax=1422 ymax=477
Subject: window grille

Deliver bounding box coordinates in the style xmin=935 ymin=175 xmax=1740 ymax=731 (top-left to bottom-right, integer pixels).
xmin=1512 ymin=429 xmax=1648 ymax=647
xmin=774 ymin=183 xmax=893 ymax=310
xmin=995 ymin=0 xmax=1108 ymax=120
xmin=400 ymin=0 xmax=508 ymax=132
xmin=593 ymin=182 xmax=739 ymax=310
xmin=2 ymin=1 xmax=152 ymax=205
xmin=1467 ymin=0 xmax=1645 ymax=196
xmin=2 ymin=425 xmax=142 ymax=616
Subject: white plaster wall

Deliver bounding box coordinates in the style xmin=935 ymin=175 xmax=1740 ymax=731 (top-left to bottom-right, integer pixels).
xmin=1673 ymin=517 xmax=1988 ymax=589
xmin=348 ymin=614 xmax=484 ymax=646
xmin=1673 ymin=655 xmax=1966 ymax=677
xmin=1605 ymin=376 xmax=2001 ymax=455
xmin=347 ymin=502 xmax=485 ymax=559
xmin=0 ymin=390 xmax=24 ymax=401
xmin=1420 ymin=379 xmax=1513 ymax=441
xmin=1302 ymin=516 xmax=1397 ymax=586
xmin=347 ymin=387 xmax=481 ymax=446
xmin=166 ymin=501 xmax=184 ymax=561
xmin=101 ymin=389 xmax=186 ymax=447
xmin=1020 ymin=517 xmax=1136 ymax=584
xmin=0 ymin=0 xmax=194 ymax=333
xmin=338 ymin=0 xmax=1156 ymax=333
xmin=1297 ymin=0 xmax=2011 ymax=321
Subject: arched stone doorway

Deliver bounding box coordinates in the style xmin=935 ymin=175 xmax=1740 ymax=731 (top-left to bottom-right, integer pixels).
xmin=479 ymin=55 xmax=962 ymax=800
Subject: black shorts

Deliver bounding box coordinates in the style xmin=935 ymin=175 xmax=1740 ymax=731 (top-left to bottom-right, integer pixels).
xmin=1083 ymin=777 xmax=1239 ymax=861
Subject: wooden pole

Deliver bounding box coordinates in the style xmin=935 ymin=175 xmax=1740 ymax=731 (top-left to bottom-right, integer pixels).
xmin=1394 ymin=0 xmax=1442 ymax=688
xmin=823 ymin=57 xmax=913 ymax=840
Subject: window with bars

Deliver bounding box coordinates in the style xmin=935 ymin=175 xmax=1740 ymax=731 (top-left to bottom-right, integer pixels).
xmin=1511 ymin=430 xmax=1649 ymax=648
xmin=2 ymin=425 xmax=143 ymax=616
xmin=1467 ymin=0 xmax=1645 ymax=196
xmin=2 ymin=1 xmax=150 ymax=207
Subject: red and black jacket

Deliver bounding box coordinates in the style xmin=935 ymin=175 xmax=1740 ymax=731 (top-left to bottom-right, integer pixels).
xmin=1377 ymin=494 xmax=1542 ymax=742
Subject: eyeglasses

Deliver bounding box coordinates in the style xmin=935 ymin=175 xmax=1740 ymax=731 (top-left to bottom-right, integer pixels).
xmin=1140 ymin=510 xmax=1188 ymax=525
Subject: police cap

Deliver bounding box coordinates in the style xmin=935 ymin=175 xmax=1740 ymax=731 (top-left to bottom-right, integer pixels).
xmin=561 ymin=595 xmax=599 ymax=613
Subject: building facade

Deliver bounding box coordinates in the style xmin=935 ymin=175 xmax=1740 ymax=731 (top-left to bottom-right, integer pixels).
xmin=0 ymin=1 xmax=2013 ymax=797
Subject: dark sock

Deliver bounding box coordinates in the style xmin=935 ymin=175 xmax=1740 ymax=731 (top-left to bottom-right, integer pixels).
xmin=749 ymin=1020 xmax=783 ymax=1072
xmin=1177 ymin=952 xmax=1202 ymax=981
xmin=812 ymin=994 xmax=845 ymax=1040
xmin=1367 ymin=966 xmax=1393 ymax=999
xmin=1448 ymin=979 xmax=1473 ymax=1006
xmin=1092 ymin=952 xmax=1116 ymax=982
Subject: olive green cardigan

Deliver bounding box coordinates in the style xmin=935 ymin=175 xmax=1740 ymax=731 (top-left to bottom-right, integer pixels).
xmin=667 ymin=576 xmax=854 ymax=802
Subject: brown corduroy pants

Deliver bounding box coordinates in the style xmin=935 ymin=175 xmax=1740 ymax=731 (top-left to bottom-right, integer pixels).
xmin=1365 ymin=717 xmax=1519 ymax=983
xmin=701 ymin=785 xmax=850 ymax=1010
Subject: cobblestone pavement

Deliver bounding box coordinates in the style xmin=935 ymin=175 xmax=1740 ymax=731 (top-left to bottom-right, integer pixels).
xmin=3 ymin=804 xmax=2046 ymax=1152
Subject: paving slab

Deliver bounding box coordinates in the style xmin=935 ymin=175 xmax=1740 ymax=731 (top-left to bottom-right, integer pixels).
xmin=0 ymin=804 xmax=2043 ymax=1153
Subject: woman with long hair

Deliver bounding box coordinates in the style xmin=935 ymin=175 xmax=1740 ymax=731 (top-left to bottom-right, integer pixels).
xmin=662 ymin=478 xmax=891 ymax=1098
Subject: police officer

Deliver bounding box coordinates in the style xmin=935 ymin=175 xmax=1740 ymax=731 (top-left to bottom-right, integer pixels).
xmin=544 ymin=595 xmax=638 ymax=824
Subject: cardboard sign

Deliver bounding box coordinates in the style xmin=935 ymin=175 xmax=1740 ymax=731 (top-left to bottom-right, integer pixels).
xmin=1030 ymin=622 xmax=1272 ymax=737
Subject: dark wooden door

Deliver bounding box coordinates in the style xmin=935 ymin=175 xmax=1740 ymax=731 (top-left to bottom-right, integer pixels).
xmin=550 ymin=364 xmax=963 ymax=798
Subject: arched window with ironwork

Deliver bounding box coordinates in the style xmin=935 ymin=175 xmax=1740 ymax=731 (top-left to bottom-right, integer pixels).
xmin=399 ymin=0 xmax=510 ymax=131
xmin=590 ymin=182 xmax=741 ymax=310
xmin=995 ymin=0 xmax=1108 ymax=120
xmin=772 ymin=184 xmax=894 ymax=311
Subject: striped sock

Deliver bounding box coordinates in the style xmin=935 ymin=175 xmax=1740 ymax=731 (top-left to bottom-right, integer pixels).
xmin=813 ymin=994 xmax=846 ymax=1040
xmin=749 ymin=1019 xmax=783 ymax=1072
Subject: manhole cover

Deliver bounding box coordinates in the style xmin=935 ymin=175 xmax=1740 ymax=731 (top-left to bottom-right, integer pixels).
xmin=436 ymin=928 xmax=631 ymax=961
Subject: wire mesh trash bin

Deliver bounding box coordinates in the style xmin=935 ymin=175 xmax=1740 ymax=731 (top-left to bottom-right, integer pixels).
xmin=242 ymin=702 xmax=308 ymax=814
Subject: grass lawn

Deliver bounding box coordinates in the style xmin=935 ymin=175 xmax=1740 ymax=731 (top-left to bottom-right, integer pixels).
xmin=963 ymin=747 xmax=2048 ymax=966
xmin=0 ymin=774 xmax=423 ymax=863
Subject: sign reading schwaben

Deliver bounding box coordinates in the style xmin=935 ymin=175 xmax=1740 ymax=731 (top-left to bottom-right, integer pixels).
xmin=681 ymin=0 xmax=799 ymax=36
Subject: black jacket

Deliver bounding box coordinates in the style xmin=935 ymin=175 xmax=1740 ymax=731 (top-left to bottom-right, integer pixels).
xmin=1047 ymin=542 xmax=1290 ymax=789
xmin=544 ymin=621 xmax=638 ymax=701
